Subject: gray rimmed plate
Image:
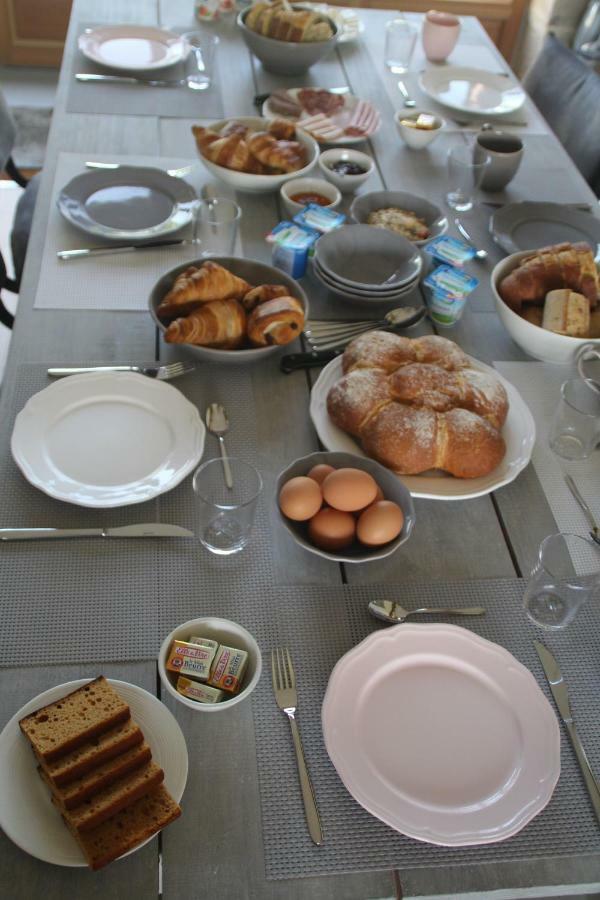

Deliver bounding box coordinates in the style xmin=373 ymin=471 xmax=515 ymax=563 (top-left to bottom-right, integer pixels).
xmin=490 ymin=201 xmax=600 ymax=255
xmin=313 ymin=258 xmax=420 ymax=302
xmin=315 ymin=224 xmax=422 ymax=289
xmin=57 ymin=166 xmax=196 ymax=242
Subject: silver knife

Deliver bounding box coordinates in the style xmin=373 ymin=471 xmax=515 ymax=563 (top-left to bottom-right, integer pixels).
xmin=76 ymin=73 xmax=187 ymax=87
xmin=57 ymin=239 xmax=190 ymax=260
xmin=0 ymin=524 xmax=194 ymax=541
xmin=564 ymin=474 xmax=600 ymax=546
xmin=534 ymin=640 xmax=600 ymax=822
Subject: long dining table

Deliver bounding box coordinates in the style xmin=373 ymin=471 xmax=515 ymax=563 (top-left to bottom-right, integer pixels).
xmin=1 ymin=1 xmax=600 ymax=897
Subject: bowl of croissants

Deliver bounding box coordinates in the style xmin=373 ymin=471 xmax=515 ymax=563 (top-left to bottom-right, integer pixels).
xmin=149 ymin=256 xmax=309 ymax=364
xmin=492 ymin=241 xmax=600 ymax=364
xmin=238 ymin=0 xmax=338 ymax=75
xmin=192 ymin=116 xmax=319 ymax=193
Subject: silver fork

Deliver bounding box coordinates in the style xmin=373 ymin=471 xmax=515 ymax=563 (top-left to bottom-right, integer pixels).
xmin=47 ymin=361 xmax=196 ymax=380
xmin=271 ymin=648 xmax=323 ymax=846
xmin=85 ymin=161 xmax=195 ymax=179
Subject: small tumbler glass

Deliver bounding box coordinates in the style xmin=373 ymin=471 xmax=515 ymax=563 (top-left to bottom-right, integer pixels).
xmin=523 ymin=532 xmax=600 ymax=629
xmin=549 ymin=378 xmax=600 ymax=461
xmin=182 ymin=32 xmax=219 ymax=89
xmin=385 ymin=18 xmax=418 ymax=73
xmin=193 ymin=458 xmax=263 ymax=556
xmin=194 ymin=198 xmax=241 ymax=256
xmin=446 ymin=145 xmax=490 ymax=212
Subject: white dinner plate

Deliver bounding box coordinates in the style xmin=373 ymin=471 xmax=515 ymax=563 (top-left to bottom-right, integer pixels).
xmin=11 ymin=372 xmax=205 ymax=507
xmin=309 ymin=354 xmax=535 ymax=500
xmin=78 ymin=25 xmax=187 ymax=72
xmin=262 ymin=88 xmax=380 ymax=145
xmin=57 ymin=166 xmax=196 ymax=243
xmin=419 ymin=67 xmax=526 ymax=117
xmin=0 ymin=679 xmax=188 ymax=867
xmin=322 ymin=624 xmax=560 ymax=846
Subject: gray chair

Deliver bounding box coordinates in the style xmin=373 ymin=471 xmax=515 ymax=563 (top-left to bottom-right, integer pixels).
xmin=0 ymin=89 xmax=41 ymax=329
xmin=524 ymin=34 xmax=600 ymax=196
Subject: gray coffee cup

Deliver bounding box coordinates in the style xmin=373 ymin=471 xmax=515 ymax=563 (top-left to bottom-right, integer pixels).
xmin=473 ymin=130 xmax=524 ymax=191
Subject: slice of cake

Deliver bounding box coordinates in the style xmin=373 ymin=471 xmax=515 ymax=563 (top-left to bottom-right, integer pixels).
xmin=39 ymin=718 xmax=144 ymax=788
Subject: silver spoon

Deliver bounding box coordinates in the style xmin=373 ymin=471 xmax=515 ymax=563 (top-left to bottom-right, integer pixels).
xmin=454 ymin=218 xmax=488 ymax=260
xmin=205 ymin=403 xmax=233 ymax=489
xmin=368 ymin=599 xmax=486 ymax=624
xmin=397 ymin=81 xmax=416 ymax=108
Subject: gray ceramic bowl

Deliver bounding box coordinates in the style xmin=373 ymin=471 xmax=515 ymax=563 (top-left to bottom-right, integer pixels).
xmin=237 ymin=7 xmax=338 ymax=75
xmin=350 ymin=190 xmax=448 ymax=246
xmin=315 ymin=224 xmax=422 ymax=290
xmin=149 ymin=256 xmax=309 ymax=365
xmin=276 ymin=451 xmax=415 ymax=563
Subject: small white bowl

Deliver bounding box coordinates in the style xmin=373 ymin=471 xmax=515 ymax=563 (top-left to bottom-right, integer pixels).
xmin=280 ymin=177 xmax=342 ymax=219
xmin=394 ymin=109 xmax=444 ymax=150
xmin=318 ymin=148 xmax=374 ymax=193
xmin=159 ymin=616 xmax=262 ymax=713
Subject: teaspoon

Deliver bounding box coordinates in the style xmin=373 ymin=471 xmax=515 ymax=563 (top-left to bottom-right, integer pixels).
xmin=368 ymin=599 xmax=486 ymax=624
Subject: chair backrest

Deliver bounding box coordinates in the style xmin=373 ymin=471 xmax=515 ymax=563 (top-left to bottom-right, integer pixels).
xmin=524 ymin=34 xmax=600 ymax=192
xmin=0 ymin=88 xmax=17 ymax=173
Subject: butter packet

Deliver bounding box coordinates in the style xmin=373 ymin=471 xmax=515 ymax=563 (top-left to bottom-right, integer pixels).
xmin=424 ymin=235 xmax=476 ymax=268
xmin=166 ymin=639 xmax=218 ymax=682
xmin=293 ymin=203 xmax=346 ymax=234
xmin=208 ymin=645 xmax=249 ymax=694
xmin=176 ymin=676 xmax=225 ymax=704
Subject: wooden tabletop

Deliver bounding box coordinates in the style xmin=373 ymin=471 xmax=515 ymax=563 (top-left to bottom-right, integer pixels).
xmin=1 ymin=1 xmax=599 ymax=897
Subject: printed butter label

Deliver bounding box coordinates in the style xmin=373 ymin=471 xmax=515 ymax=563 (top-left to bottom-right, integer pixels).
xmin=166 ymin=639 xmax=217 ymax=681
xmin=208 ymin=645 xmax=249 ymax=694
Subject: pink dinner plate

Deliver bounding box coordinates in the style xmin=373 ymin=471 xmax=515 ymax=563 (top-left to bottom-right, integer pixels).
xmin=322 ymin=624 xmax=560 ymax=846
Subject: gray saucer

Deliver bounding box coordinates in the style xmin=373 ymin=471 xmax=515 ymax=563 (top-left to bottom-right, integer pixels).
xmin=57 ymin=165 xmax=196 ymax=242
xmin=490 ymin=201 xmax=600 ymax=254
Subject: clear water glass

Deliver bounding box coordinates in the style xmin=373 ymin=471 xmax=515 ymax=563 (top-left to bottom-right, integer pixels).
xmin=194 ymin=197 xmax=241 ymax=256
xmin=549 ymin=378 xmax=600 ymax=460
xmin=523 ymin=532 xmax=600 ymax=629
xmin=193 ymin=458 xmax=262 ymax=555
xmin=182 ymin=32 xmax=219 ymax=89
xmin=446 ymin=145 xmax=490 ymax=212
xmin=385 ymin=19 xmax=418 ymax=73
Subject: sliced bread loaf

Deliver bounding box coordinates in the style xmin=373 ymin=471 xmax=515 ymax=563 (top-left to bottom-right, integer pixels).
xmin=55 ymin=760 xmax=164 ymax=833
xmin=20 ymin=677 xmax=130 ymax=762
xmin=40 ymin=742 xmax=152 ymax=810
xmin=39 ymin=718 xmax=144 ymax=788
xmin=64 ymin=783 xmax=181 ymax=870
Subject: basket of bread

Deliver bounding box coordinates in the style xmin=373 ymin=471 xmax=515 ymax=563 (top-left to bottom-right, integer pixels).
xmin=492 ymin=241 xmax=600 ymax=363
xmin=237 ymin=0 xmax=338 ymax=75
xmin=149 ymin=256 xmax=308 ymax=363
xmin=192 ymin=116 xmax=319 ymax=192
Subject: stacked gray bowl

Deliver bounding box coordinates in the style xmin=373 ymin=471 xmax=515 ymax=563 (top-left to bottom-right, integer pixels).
xmin=313 ymin=224 xmax=423 ymax=304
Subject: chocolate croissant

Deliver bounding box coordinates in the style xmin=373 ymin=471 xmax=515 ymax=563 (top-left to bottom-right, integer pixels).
xmin=241 ymin=284 xmax=289 ymax=311
xmin=164 ymin=299 xmax=246 ymax=349
xmin=157 ymin=262 xmax=251 ymax=320
xmin=247 ymin=295 xmax=305 ymax=346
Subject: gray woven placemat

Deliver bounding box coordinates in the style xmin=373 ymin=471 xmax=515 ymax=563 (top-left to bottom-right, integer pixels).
xmin=250 ymin=578 xmax=600 ymax=879
xmin=66 ymin=24 xmax=224 ymax=119
xmin=0 ymin=364 xmax=275 ymax=666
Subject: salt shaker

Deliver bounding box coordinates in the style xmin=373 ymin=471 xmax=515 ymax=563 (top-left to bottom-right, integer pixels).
xmin=422 ymin=9 xmax=460 ymax=63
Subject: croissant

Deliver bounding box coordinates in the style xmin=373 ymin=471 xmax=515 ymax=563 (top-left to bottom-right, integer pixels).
xmin=499 ymin=241 xmax=599 ymax=312
xmin=247 ymin=132 xmax=306 ymax=173
xmin=267 ymin=118 xmax=297 ymax=141
xmin=192 ymin=127 xmax=268 ymax=174
xmin=342 ymin=331 xmax=470 ymax=375
xmin=164 ymin=299 xmax=246 ymax=349
xmin=327 ymin=332 xmax=507 ymax=479
xmin=241 ymin=284 xmax=289 ymax=311
xmin=157 ymin=262 xmax=251 ymax=319
xmin=247 ymin=295 xmax=305 ymax=346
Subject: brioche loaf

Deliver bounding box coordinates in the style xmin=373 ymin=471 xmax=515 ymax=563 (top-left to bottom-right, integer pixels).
xmin=245 ymin=0 xmax=334 ymax=42
xmin=327 ymin=332 xmax=508 ymax=478
xmin=498 ymin=242 xmax=599 ymax=313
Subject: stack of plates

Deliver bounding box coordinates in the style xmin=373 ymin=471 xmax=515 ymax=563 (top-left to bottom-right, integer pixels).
xmin=313 ymin=224 xmax=422 ymax=303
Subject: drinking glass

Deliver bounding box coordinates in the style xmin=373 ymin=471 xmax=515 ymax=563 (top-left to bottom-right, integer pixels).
xmin=385 ymin=19 xmax=418 ymax=73
xmin=182 ymin=32 xmax=219 ymax=89
xmin=523 ymin=533 xmax=600 ymax=629
xmin=446 ymin=145 xmax=490 ymax=212
xmin=549 ymin=378 xmax=600 ymax=460
xmin=193 ymin=458 xmax=263 ymax=555
xmin=194 ymin=198 xmax=241 ymax=256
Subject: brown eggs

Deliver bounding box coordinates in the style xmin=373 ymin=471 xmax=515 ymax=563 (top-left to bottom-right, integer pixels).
xmin=278 ymin=476 xmax=322 ymax=521
xmin=279 ymin=462 xmax=406 ymax=555
xmin=357 ymin=501 xmax=404 ymax=547
xmin=308 ymin=508 xmax=356 ymax=551
xmin=322 ymin=468 xmax=378 ymax=512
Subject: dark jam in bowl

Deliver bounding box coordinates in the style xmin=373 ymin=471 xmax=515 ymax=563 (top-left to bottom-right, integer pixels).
xmin=330 ymin=160 xmax=367 ymax=176
xmin=290 ymin=192 xmax=332 ymax=206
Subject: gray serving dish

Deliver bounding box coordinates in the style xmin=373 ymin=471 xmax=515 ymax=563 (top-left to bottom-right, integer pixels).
xmin=237 ymin=7 xmax=338 ymax=75
xmin=149 ymin=256 xmax=309 ymax=365
xmin=350 ymin=190 xmax=448 ymax=247
xmin=276 ymin=450 xmax=415 ymax=563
